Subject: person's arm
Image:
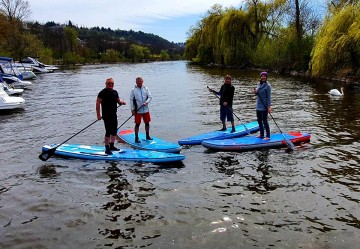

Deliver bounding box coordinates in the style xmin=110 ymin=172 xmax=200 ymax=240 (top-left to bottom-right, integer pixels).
xmin=267 ymin=85 xmax=272 ymax=113
xmin=143 ymin=87 xmax=152 ymax=106
xmin=130 ymin=89 xmax=135 ymax=110
xmin=208 ymin=86 xmax=220 ymax=95
xmin=130 ymin=89 xmax=137 ymax=115
xmin=117 ymin=98 xmax=126 ymax=106
xmin=96 ymin=98 xmax=102 ymax=120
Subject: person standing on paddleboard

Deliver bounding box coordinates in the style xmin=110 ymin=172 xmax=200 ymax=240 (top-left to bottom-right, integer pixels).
xmin=208 ymin=75 xmax=236 ymax=133
xmin=253 ymin=72 xmax=272 ymax=140
xmin=130 ymin=77 xmax=153 ymax=143
xmin=96 ymin=78 xmax=126 ymax=155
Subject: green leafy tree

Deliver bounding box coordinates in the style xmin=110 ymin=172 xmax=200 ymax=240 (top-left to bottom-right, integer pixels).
xmin=0 ymin=12 xmax=11 ymax=54
xmin=159 ymin=50 xmax=170 ymax=61
xmin=100 ymin=49 xmax=121 ymax=63
xmin=311 ymin=3 xmax=360 ymax=77
xmin=142 ymin=47 xmax=151 ymax=61
xmin=128 ymin=44 xmax=149 ymax=62
xmin=65 ymin=26 xmax=78 ymax=53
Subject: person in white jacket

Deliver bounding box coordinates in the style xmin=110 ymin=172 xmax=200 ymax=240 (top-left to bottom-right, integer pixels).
xmin=130 ymin=77 xmax=153 ymax=143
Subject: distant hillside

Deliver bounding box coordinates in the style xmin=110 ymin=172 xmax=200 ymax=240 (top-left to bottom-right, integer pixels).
xmin=40 ymin=21 xmax=184 ymax=55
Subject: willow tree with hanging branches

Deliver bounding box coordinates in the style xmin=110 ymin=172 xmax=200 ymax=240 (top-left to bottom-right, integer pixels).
xmin=311 ymin=2 xmax=360 ymax=77
xmin=215 ymin=8 xmax=254 ymax=66
xmin=185 ymin=1 xmax=290 ymax=67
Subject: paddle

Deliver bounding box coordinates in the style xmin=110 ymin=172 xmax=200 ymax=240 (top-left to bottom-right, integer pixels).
xmin=116 ymin=105 xmax=143 ymax=130
xmin=38 ymin=119 xmax=100 ymax=161
xmin=39 ymin=105 xmax=124 ymax=161
xmin=256 ymin=92 xmax=294 ymax=151
xmin=207 ymin=86 xmax=250 ymax=134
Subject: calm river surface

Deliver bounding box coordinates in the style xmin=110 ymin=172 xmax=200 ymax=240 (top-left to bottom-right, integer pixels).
xmin=0 ymin=61 xmax=359 ymax=249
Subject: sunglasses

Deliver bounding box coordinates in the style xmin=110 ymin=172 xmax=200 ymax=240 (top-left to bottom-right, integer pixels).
xmin=107 ymin=83 xmax=114 ymax=85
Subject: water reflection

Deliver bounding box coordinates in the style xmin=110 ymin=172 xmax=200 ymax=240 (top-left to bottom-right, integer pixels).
xmin=247 ymin=150 xmax=277 ymax=194
xmin=98 ymin=161 xmax=186 ymax=247
xmin=1 ymin=62 xmax=360 ymax=249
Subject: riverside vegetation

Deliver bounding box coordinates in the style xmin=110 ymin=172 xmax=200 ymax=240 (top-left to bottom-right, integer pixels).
xmin=0 ymin=1 xmax=184 ymax=65
xmin=185 ymin=1 xmax=359 ymax=82
xmin=1 ymin=0 xmax=359 ymax=82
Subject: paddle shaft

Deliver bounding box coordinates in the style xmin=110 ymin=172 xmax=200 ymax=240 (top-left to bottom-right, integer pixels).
xmin=256 ymin=90 xmax=294 ymax=150
xmin=207 ymin=86 xmax=250 ymax=134
xmin=39 ymin=105 xmax=122 ymax=161
xmin=56 ymin=119 xmax=99 ymax=149
xmin=116 ymin=105 xmax=144 ymax=130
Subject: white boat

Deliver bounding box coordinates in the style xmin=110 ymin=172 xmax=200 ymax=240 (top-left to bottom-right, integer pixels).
xmin=0 ymin=73 xmax=32 ymax=89
xmin=0 ymin=85 xmax=25 ymax=110
xmin=19 ymin=69 xmax=37 ymax=80
xmin=0 ymin=56 xmax=37 ymax=80
xmin=0 ymin=82 xmax=24 ymax=95
xmin=15 ymin=57 xmax=58 ymax=73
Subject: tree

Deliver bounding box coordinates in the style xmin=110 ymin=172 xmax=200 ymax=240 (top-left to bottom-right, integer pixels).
xmin=0 ymin=12 xmax=11 ymax=51
xmin=0 ymin=0 xmax=31 ymax=22
xmin=311 ymin=3 xmax=360 ymax=77
xmin=127 ymin=44 xmax=145 ymax=62
xmin=159 ymin=50 xmax=170 ymax=61
xmin=65 ymin=26 xmax=78 ymax=53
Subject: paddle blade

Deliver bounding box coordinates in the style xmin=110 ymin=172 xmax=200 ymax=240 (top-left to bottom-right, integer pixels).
xmin=38 ymin=148 xmax=56 ymax=161
xmin=285 ymin=139 xmax=295 ymax=152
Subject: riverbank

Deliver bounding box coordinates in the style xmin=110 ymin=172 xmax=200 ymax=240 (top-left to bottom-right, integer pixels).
xmin=200 ymin=61 xmax=359 ymax=84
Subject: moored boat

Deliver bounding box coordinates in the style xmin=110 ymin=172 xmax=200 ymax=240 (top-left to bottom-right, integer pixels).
xmin=0 ymin=82 xmax=24 ymax=95
xmin=0 ymin=86 xmax=25 ymax=110
xmin=14 ymin=57 xmax=58 ymax=73
xmin=0 ymin=73 xmax=32 ymax=89
xmin=0 ymin=56 xmax=36 ymax=80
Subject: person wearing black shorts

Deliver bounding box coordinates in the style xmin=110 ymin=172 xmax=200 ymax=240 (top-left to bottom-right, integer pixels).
xmin=208 ymin=75 xmax=236 ymax=132
xmin=96 ymin=78 xmax=126 ymax=155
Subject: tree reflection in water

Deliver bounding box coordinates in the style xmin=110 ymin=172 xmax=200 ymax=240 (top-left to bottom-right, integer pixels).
xmin=213 ymin=150 xmax=277 ymax=194
xmin=247 ymin=150 xmax=277 ymax=193
xmin=98 ymin=162 xmax=157 ymax=245
xmin=97 ymin=161 xmax=184 ymax=247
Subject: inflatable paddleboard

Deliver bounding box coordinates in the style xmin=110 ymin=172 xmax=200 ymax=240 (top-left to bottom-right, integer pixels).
xmin=178 ymin=121 xmax=259 ymax=145
xmin=201 ymin=132 xmax=311 ymax=151
xmin=118 ymin=129 xmax=182 ymax=153
xmin=42 ymin=144 xmax=185 ymax=163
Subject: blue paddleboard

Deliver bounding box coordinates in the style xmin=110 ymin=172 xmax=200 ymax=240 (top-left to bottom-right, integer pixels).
xmin=178 ymin=121 xmax=260 ymax=145
xmin=117 ymin=129 xmax=182 ymax=153
xmin=42 ymin=144 xmax=185 ymax=163
xmin=202 ymin=132 xmax=311 ymax=151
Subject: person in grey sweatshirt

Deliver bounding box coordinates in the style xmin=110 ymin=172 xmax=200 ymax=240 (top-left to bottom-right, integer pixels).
xmin=253 ymin=72 xmax=272 ymax=140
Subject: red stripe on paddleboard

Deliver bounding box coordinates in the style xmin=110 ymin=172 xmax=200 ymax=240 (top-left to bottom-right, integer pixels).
xmin=287 ymin=131 xmax=303 ymax=137
xmin=119 ymin=129 xmax=134 ymax=135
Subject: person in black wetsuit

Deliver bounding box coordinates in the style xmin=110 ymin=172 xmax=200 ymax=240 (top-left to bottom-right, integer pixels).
xmin=96 ymin=78 xmax=126 ymax=155
xmin=208 ymin=75 xmax=236 ymax=132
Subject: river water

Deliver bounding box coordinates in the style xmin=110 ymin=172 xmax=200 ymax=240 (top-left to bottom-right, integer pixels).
xmin=0 ymin=61 xmax=359 ymax=249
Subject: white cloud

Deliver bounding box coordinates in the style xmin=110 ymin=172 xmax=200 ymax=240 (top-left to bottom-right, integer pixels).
xmin=27 ymin=0 xmax=248 ymax=42
xmin=29 ymin=0 xmax=243 ymax=28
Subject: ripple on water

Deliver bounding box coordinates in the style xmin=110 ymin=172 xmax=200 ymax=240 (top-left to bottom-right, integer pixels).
xmin=1 ymin=62 xmax=360 ymax=249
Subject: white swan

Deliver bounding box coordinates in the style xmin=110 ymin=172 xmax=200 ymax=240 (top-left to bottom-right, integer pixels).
xmin=329 ymin=87 xmax=344 ymax=96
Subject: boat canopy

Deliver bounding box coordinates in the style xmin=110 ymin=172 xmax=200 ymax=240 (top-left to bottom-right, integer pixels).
xmin=0 ymin=57 xmax=14 ymax=62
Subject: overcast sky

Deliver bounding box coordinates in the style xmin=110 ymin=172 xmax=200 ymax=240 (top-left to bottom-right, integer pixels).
xmin=28 ymin=0 xmax=245 ymax=43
